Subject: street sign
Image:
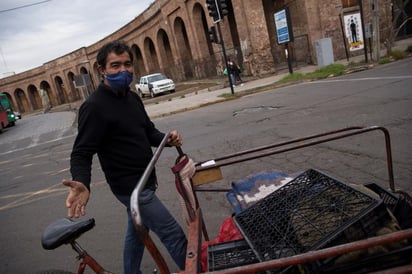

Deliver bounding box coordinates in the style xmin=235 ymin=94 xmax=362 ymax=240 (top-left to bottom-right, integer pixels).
xmin=274 ymin=8 xmax=293 ymax=44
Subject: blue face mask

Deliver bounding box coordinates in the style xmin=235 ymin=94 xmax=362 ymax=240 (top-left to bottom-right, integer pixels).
xmin=105 ymin=70 xmax=133 ymax=90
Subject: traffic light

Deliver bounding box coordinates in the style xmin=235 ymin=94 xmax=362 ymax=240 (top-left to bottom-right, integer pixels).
xmin=206 ymin=0 xmax=221 ymax=23
xmin=219 ymin=0 xmax=230 ymax=18
xmin=208 ymin=26 xmax=219 ymax=44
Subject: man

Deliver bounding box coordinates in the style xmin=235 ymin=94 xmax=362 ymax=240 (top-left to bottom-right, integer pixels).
xmin=62 ymin=40 xmax=187 ymax=274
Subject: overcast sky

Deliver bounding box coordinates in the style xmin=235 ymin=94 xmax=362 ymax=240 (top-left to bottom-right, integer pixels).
xmin=0 ymin=0 xmax=153 ymax=77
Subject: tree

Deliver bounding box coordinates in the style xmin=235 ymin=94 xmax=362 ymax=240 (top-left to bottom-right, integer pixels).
xmin=385 ymin=0 xmax=412 ymax=53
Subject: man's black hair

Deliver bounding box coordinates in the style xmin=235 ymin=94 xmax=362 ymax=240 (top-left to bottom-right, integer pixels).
xmin=96 ymin=40 xmax=133 ymax=68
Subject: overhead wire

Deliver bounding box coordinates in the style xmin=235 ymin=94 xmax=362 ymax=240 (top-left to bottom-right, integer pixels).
xmin=0 ymin=0 xmax=52 ymax=13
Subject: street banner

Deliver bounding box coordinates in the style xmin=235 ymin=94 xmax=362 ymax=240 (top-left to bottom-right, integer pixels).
xmin=344 ymin=12 xmax=364 ymax=51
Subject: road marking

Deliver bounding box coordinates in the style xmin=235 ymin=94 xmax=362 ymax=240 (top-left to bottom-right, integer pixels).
xmin=0 ymin=180 xmax=106 ymax=211
xmin=310 ymin=75 xmax=412 ymax=84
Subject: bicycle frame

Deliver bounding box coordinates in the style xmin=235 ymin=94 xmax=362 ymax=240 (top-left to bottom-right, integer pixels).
xmin=69 ymin=240 xmax=113 ymax=274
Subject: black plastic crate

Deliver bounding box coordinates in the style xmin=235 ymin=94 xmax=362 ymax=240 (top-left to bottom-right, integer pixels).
xmin=208 ymin=239 xmax=259 ymax=271
xmin=365 ymin=183 xmax=412 ymax=230
xmin=233 ymin=169 xmax=390 ymax=264
xmin=364 ymin=183 xmax=399 ymax=212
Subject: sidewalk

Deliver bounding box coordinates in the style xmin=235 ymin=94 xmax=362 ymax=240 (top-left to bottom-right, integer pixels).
xmin=28 ymin=38 xmax=412 ymax=120
xmin=143 ymin=58 xmax=359 ymax=118
xmin=145 ymin=64 xmax=316 ymax=118
xmin=145 ymin=38 xmax=411 ymax=118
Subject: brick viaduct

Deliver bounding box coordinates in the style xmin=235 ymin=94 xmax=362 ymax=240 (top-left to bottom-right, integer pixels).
xmin=0 ymin=0 xmax=391 ymax=114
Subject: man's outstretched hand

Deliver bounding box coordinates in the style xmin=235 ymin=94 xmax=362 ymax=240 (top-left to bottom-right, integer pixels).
xmin=62 ymin=179 xmax=90 ymax=218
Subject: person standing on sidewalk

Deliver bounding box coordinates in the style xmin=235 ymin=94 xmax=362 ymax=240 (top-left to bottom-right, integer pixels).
xmin=227 ymin=58 xmax=244 ymax=87
xmin=62 ymin=40 xmax=187 ymax=274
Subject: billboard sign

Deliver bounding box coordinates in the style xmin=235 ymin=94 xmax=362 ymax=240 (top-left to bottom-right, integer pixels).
xmin=343 ymin=12 xmax=364 ymax=51
xmin=274 ymin=8 xmax=293 ymax=44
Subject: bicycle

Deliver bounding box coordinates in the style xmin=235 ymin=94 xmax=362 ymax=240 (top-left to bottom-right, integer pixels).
xmin=39 ymin=134 xmax=174 ymax=274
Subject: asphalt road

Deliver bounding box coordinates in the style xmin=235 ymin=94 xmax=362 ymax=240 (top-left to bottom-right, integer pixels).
xmin=0 ymin=58 xmax=411 ymax=273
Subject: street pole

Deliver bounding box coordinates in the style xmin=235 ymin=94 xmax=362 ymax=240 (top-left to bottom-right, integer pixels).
xmin=285 ymin=43 xmax=293 ymax=74
xmin=373 ymin=0 xmax=380 ymax=61
xmin=216 ymin=21 xmax=235 ymax=95
xmin=358 ymin=0 xmax=368 ymax=63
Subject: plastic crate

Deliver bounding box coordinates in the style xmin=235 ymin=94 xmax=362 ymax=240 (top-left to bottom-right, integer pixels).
xmin=364 ymin=183 xmax=399 ymax=212
xmin=208 ymin=239 xmax=259 ymax=271
xmin=233 ymin=169 xmax=391 ymax=264
xmin=365 ymin=182 xmax=412 ymax=230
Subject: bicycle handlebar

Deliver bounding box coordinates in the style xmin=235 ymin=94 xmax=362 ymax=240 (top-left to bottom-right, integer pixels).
xmin=131 ymin=132 xmax=170 ymax=228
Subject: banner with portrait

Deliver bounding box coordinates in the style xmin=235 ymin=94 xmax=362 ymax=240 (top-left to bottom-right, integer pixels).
xmin=344 ymin=12 xmax=364 ymax=51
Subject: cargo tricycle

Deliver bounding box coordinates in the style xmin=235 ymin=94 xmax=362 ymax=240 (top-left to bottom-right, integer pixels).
xmin=41 ymin=126 xmax=412 ymax=274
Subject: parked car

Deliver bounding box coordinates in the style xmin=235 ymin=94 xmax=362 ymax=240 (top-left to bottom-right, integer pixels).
xmin=14 ymin=111 xmax=21 ymax=120
xmin=135 ymin=73 xmax=175 ymax=98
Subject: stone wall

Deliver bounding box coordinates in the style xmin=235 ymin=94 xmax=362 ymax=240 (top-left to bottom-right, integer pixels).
xmin=0 ymin=0 xmax=392 ymax=114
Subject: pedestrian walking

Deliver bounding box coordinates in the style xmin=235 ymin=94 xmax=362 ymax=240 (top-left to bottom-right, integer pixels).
xmin=227 ymin=58 xmax=244 ymax=87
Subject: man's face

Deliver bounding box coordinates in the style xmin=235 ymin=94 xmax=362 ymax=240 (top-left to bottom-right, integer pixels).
xmin=100 ymin=51 xmax=133 ymax=86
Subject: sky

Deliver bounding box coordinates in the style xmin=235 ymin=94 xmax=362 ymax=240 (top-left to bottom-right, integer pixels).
xmin=0 ymin=0 xmax=153 ymax=77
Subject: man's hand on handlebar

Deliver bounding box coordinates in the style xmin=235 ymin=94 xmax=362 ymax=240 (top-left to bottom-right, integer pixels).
xmin=62 ymin=180 xmax=90 ymax=218
xmin=167 ymin=130 xmax=182 ymax=147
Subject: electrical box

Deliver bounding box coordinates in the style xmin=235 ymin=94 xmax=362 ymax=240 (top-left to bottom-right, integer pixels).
xmin=315 ymin=38 xmax=334 ymax=67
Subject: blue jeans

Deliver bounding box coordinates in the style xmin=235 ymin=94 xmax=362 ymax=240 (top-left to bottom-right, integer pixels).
xmin=115 ymin=189 xmax=187 ymax=274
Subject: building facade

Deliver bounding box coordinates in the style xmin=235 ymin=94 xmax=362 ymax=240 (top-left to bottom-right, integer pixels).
xmin=0 ymin=0 xmax=392 ymax=114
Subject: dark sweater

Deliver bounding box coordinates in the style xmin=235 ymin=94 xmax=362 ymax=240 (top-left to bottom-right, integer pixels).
xmin=70 ymin=83 xmax=165 ymax=196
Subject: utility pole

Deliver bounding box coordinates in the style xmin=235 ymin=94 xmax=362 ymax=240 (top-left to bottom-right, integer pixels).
xmin=373 ymin=0 xmax=380 ymax=61
xmin=206 ymin=0 xmax=234 ymax=95
xmin=359 ymin=0 xmax=368 ymax=63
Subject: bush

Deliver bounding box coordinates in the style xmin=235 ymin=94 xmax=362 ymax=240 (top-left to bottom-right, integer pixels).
xmin=406 ymin=45 xmax=412 ymax=53
xmin=389 ymin=49 xmax=406 ymax=60
xmin=278 ymin=73 xmax=304 ymax=83
xmin=379 ymin=57 xmax=391 ymax=64
xmin=304 ymin=64 xmax=345 ymax=79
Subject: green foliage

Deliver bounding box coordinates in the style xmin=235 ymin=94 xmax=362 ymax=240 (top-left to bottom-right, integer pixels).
xmin=406 ymin=45 xmax=412 ymax=53
xmin=378 ymin=57 xmax=391 ymax=64
xmin=389 ymin=49 xmax=406 ymax=60
xmin=277 ymin=64 xmax=345 ymax=84
xmin=277 ymin=73 xmax=304 ymax=83
xmin=304 ymin=64 xmax=345 ymax=79
xmin=219 ymin=93 xmax=237 ymax=99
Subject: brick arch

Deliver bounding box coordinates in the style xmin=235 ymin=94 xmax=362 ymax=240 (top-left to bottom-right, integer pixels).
xmin=40 ymin=81 xmax=55 ymax=108
xmin=192 ymin=2 xmax=217 ymax=77
xmin=54 ymin=76 xmax=68 ymax=105
xmin=79 ymin=67 xmax=93 ymax=99
xmin=13 ymin=89 xmax=28 ymax=113
xmin=193 ymin=2 xmax=212 ymax=57
xmin=174 ymin=17 xmax=194 ymax=78
xmin=91 ymin=62 xmax=100 ymax=86
xmin=156 ymin=28 xmax=175 ymax=78
xmin=143 ymin=37 xmax=160 ymax=73
xmin=67 ymin=72 xmax=78 ymax=102
xmin=132 ymin=44 xmax=146 ymax=79
xmin=27 ymin=84 xmax=42 ymax=110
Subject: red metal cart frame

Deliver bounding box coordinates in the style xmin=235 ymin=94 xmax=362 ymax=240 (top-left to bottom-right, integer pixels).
xmin=131 ymin=126 xmax=412 ymax=274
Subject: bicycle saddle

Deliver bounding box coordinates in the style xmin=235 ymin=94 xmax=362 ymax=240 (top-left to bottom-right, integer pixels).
xmin=42 ymin=218 xmax=95 ymax=250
